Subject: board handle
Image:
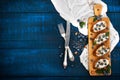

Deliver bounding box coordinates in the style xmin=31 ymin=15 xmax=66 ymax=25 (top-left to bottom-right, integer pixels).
xmin=93 ymin=4 xmax=102 ymax=16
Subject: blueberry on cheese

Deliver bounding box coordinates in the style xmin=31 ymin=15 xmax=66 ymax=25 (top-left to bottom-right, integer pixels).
xmin=94 ymin=32 xmax=109 ymax=45
xmin=96 ymin=45 xmax=110 ymax=57
xmin=95 ymin=59 xmax=109 ymax=69
xmin=93 ymin=21 xmax=106 ymax=32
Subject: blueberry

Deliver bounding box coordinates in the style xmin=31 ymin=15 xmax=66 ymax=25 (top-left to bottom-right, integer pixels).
xmin=98 ymin=28 xmax=101 ymax=30
xmin=98 ymin=61 xmax=101 ymax=64
xmin=101 ymin=39 xmax=103 ymax=41
xmin=95 ymin=28 xmax=97 ymax=30
xmin=96 ymin=24 xmax=99 ymax=26
xmin=104 ymin=63 xmax=107 ymax=65
xmin=103 ymin=35 xmax=105 ymax=38
xmin=103 ymin=59 xmax=106 ymax=62
xmin=100 ymin=63 xmax=103 ymax=65
xmin=77 ymin=19 xmax=80 ymax=22
xmin=98 ymin=50 xmax=101 ymax=53
xmin=105 ymin=50 xmax=107 ymax=52
xmin=101 ymin=22 xmax=104 ymax=25
xmin=98 ymin=39 xmax=100 ymax=42
xmin=103 ymin=25 xmax=105 ymax=27
xmin=97 ymin=65 xmax=99 ymax=68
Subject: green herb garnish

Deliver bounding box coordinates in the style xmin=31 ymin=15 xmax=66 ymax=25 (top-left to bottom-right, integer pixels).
xmin=93 ymin=15 xmax=102 ymax=22
xmin=105 ymin=32 xmax=109 ymax=36
xmin=96 ymin=68 xmax=104 ymax=74
xmin=106 ymin=65 xmax=111 ymax=73
xmin=95 ymin=65 xmax=111 ymax=75
xmin=93 ymin=41 xmax=96 ymax=45
xmin=93 ymin=16 xmax=97 ymax=22
xmin=79 ymin=21 xmax=85 ymax=28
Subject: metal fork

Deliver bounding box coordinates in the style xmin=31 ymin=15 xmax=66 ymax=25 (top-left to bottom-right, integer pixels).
xmin=58 ymin=24 xmax=67 ymax=68
xmin=58 ymin=23 xmax=74 ymax=69
xmin=58 ymin=24 xmax=66 ymax=39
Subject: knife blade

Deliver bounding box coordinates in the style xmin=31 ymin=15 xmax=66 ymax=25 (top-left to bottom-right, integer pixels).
xmin=65 ymin=22 xmax=74 ymax=61
xmin=65 ymin=21 xmax=70 ymax=47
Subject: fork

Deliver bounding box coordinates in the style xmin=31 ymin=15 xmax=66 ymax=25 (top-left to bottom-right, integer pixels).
xmin=58 ymin=24 xmax=67 ymax=68
xmin=58 ymin=23 xmax=66 ymax=38
xmin=58 ymin=23 xmax=74 ymax=69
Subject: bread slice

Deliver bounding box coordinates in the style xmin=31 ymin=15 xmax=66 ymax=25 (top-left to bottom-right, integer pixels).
xmin=96 ymin=45 xmax=110 ymax=57
xmin=95 ymin=58 xmax=109 ymax=69
xmin=93 ymin=21 xmax=107 ymax=32
xmin=94 ymin=32 xmax=109 ymax=45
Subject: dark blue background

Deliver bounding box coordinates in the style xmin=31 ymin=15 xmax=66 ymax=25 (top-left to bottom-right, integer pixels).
xmin=0 ymin=0 xmax=120 ymax=79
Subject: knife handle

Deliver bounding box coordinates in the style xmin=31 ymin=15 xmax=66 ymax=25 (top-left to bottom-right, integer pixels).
xmin=63 ymin=48 xmax=68 ymax=69
xmin=68 ymin=47 xmax=74 ymax=61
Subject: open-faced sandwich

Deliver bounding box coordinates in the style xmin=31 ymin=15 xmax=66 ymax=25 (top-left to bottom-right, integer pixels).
xmin=94 ymin=32 xmax=109 ymax=45
xmin=96 ymin=45 xmax=110 ymax=57
xmin=95 ymin=58 xmax=109 ymax=69
xmin=93 ymin=21 xmax=107 ymax=32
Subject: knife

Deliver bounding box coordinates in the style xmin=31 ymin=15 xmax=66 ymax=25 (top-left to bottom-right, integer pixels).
xmin=58 ymin=22 xmax=74 ymax=69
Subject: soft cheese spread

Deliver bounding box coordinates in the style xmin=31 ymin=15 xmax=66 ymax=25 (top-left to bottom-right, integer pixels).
xmin=93 ymin=21 xmax=106 ymax=32
xmin=96 ymin=45 xmax=110 ymax=57
xmin=95 ymin=59 xmax=109 ymax=69
xmin=94 ymin=32 xmax=109 ymax=45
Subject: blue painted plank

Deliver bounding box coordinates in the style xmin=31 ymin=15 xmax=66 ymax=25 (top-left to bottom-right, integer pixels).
xmin=1 ymin=77 xmax=120 ymax=80
xmin=0 ymin=40 xmax=119 ymax=49
xmin=0 ymin=13 xmax=120 ymax=41
xmin=0 ymin=49 xmax=88 ymax=76
xmin=0 ymin=23 xmax=88 ymax=55
xmin=0 ymin=40 xmax=63 ymax=49
xmin=0 ymin=0 xmax=55 ymax=13
xmin=0 ymin=48 xmax=120 ymax=76
xmin=107 ymin=13 xmax=120 ymax=34
xmin=0 ymin=0 xmax=120 ymax=13
xmin=0 ymin=13 xmax=65 ymax=40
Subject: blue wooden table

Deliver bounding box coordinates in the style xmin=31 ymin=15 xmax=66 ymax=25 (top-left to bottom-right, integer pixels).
xmin=0 ymin=0 xmax=120 ymax=79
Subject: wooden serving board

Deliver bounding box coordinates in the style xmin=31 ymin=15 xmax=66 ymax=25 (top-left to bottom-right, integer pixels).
xmin=88 ymin=4 xmax=111 ymax=76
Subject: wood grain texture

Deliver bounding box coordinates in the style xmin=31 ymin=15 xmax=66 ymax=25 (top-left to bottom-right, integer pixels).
xmin=0 ymin=13 xmax=120 ymax=41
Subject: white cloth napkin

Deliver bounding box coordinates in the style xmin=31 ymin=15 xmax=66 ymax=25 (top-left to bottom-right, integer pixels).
xmin=51 ymin=0 xmax=119 ymax=70
xmin=51 ymin=0 xmax=107 ymax=35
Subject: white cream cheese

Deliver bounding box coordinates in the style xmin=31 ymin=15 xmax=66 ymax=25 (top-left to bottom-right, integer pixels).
xmin=95 ymin=59 xmax=109 ymax=69
xmin=96 ymin=45 xmax=110 ymax=57
xmin=93 ymin=21 xmax=106 ymax=32
xmin=94 ymin=32 xmax=109 ymax=45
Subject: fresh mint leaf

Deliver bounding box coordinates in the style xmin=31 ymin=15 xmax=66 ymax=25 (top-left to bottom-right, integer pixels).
xmin=93 ymin=16 xmax=97 ymax=22
xmin=96 ymin=65 xmax=111 ymax=74
xmin=105 ymin=65 xmax=111 ymax=73
xmin=93 ymin=41 xmax=96 ymax=45
xmin=105 ymin=32 xmax=109 ymax=36
xmin=79 ymin=21 xmax=85 ymax=28
xmin=95 ymin=69 xmax=103 ymax=74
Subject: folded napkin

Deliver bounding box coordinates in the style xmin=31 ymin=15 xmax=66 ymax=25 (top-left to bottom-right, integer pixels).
xmin=51 ymin=0 xmax=119 ymax=70
xmin=51 ymin=0 xmax=107 ymax=35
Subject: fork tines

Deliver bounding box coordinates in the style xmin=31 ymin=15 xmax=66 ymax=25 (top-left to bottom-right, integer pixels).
xmin=58 ymin=23 xmax=65 ymax=35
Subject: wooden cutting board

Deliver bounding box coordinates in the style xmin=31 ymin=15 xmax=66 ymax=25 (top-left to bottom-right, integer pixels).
xmin=88 ymin=4 xmax=111 ymax=76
